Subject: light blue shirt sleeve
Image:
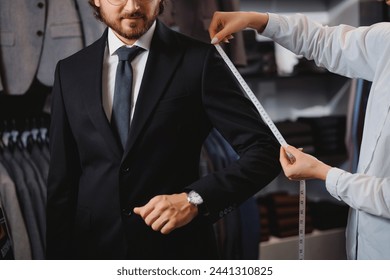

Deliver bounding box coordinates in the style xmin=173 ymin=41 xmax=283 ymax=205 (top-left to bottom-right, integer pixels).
xmin=325 ymin=167 xmax=345 ymax=201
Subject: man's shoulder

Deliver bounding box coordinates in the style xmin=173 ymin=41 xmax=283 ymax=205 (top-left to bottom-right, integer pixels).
xmin=157 ymin=20 xmax=212 ymax=51
xmin=61 ymin=30 xmax=106 ymax=65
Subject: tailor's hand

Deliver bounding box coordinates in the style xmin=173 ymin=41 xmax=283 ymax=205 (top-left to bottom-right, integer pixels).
xmin=280 ymin=145 xmax=332 ymax=181
xmin=133 ymin=193 xmax=198 ymax=234
xmin=209 ymin=11 xmax=269 ymax=44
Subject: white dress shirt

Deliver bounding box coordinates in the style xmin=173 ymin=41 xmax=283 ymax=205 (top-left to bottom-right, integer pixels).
xmin=263 ymin=13 xmax=390 ymax=259
xmin=102 ymin=21 xmax=156 ymax=123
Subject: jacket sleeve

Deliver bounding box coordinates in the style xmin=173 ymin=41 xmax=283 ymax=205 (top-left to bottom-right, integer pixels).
xmin=46 ymin=62 xmax=82 ymax=259
xmin=188 ymin=47 xmax=281 ymax=222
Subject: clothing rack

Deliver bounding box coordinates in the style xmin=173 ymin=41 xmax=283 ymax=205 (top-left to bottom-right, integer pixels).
xmin=201 ymin=128 xmax=260 ymax=259
xmin=0 ymin=114 xmax=50 ymax=260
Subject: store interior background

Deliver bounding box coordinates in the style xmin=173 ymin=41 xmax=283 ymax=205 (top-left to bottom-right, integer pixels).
xmin=0 ymin=0 xmax=388 ymax=260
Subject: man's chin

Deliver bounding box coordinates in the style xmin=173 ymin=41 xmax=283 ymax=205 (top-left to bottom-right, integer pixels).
xmin=122 ymin=19 xmax=147 ymax=32
xmin=118 ymin=28 xmax=146 ymax=40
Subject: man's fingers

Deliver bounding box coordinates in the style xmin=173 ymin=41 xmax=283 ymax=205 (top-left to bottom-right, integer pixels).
xmin=150 ymin=216 xmax=170 ymax=232
xmin=133 ymin=203 xmax=154 ymax=219
xmin=144 ymin=209 xmax=163 ymax=226
xmin=160 ymin=220 xmax=175 ymax=235
xmin=133 ymin=193 xmax=196 ymax=235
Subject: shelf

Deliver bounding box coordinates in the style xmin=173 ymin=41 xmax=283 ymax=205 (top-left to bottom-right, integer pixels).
xmin=259 ymin=228 xmax=347 ymax=260
xmin=242 ymin=69 xmax=344 ymax=82
xmin=241 ymin=0 xmax=333 ymax=14
xmin=244 ymin=74 xmax=351 ymax=123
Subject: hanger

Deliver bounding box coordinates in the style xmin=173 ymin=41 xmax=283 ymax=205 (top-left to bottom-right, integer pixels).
xmin=6 ymin=119 xmax=21 ymax=153
xmin=0 ymin=132 xmax=4 ymax=154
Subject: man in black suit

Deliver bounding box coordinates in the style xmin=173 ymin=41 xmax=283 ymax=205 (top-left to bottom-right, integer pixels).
xmin=46 ymin=0 xmax=280 ymax=260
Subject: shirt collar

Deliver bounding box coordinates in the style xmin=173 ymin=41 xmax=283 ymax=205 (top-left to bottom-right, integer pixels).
xmin=107 ymin=20 xmax=156 ymax=55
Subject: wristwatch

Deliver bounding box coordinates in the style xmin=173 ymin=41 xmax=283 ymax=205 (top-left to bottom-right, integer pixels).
xmin=186 ymin=190 xmax=209 ymax=216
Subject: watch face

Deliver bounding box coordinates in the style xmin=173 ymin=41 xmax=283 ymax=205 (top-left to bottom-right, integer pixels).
xmin=188 ymin=191 xmax=203 ymax=205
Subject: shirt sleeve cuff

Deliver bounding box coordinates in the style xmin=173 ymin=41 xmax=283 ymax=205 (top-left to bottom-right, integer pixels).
xmin=261 ymin=13 xmax=280 ymax=37
xmin=325 ymin=167 xmax=345 ymax=201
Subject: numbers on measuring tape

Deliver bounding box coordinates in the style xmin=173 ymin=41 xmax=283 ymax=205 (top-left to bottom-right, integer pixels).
xmin=298 ymin=180 xmax=306 ymax=260
xmin=215 ymin=44 xmax=306 ymax=260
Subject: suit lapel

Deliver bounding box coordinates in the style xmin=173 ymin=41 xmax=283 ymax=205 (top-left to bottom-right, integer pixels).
xmin=81 ymin=29 xmax=123 ymax=159
xmin=122 ymin=21 xmax=185 ymax=161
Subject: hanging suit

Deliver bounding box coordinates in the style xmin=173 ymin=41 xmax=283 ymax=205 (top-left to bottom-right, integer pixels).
xmin=0 ymin=162 xmax=32 ymax=259
xmin=0 ymin=0 xmax=104 ymax=95
xmin=2 ymin=147 xmax=44 ymax=259
xmin=159 ymin=0 xmax=247 ymax=66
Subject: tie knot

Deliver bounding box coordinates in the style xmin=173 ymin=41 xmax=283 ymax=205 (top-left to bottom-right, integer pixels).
xmin=116 ymin=46 xmax=143 ymax=62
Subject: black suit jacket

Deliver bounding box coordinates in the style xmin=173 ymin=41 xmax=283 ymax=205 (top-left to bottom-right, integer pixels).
xmin=47 ymin=20 xmax=281 ymax=260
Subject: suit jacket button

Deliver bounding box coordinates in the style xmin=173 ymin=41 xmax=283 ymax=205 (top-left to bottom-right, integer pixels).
xmin=122 ymin=167 xmax=130 ymax=173
xmin=122 ymin=208 xmax=132 ymax=216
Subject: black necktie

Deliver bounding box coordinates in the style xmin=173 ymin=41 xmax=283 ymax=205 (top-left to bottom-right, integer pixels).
xmin=111 ymin=46 xmax=143 ymax=149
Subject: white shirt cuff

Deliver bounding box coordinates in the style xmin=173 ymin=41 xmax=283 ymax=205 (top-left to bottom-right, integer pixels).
xmin=261 ymin=13 xmax=280 ymax=37
xmin=325 ymin=167 xmax=345 ymax=201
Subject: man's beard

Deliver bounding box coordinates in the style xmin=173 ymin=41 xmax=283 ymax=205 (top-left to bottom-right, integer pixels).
xmin=100 ymin=8 xmax=159 ymax=40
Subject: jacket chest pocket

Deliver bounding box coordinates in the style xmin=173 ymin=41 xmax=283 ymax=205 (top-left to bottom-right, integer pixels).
xmin=154 ymin=95 xmax=192 ymax=114
xmin=0 ymin=32 xmax=14 ymax=46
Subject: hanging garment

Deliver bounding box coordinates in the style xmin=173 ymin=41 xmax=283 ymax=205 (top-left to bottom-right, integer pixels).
xmin=202 ymin=129 xmax=260 ymax=259
xmin=0 ymin=0 xmax=105 ymax=95
xmin=159 ymin=0 xmax=247 ymax=66
xmin=1 ymin=146 xmax=44 ymax=259
xmin=0 ymin=204 xmax=14 ymax=259
xmin=0 ymin=162 xmax=32 ymax=259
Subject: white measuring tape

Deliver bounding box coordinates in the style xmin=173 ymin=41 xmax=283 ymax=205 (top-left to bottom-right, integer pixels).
xmin=215 ymin=44 xmax=306 ymax=260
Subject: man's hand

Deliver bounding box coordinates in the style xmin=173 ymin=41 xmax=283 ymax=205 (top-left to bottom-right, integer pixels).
xmin=133 ymin=193 xmax=198 ymax=234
